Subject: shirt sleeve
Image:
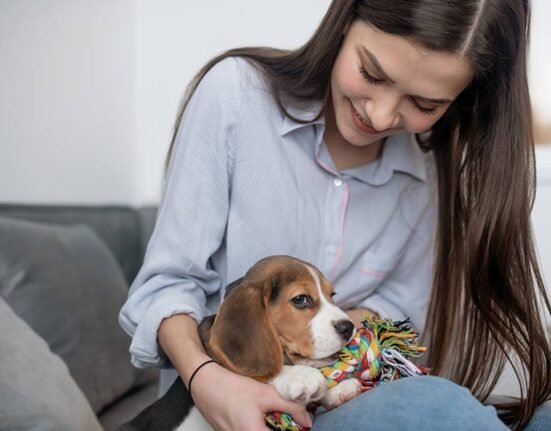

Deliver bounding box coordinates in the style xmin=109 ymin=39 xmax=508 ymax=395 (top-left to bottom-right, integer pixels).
xmin=118 ymin=58 xmax=242 ymax=368
xmin=360 ymin=167 xmax=437 ymax=335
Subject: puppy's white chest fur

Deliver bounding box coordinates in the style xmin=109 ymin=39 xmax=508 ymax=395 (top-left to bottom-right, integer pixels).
xmin=174 ymin=406 xmax=212 ymax=431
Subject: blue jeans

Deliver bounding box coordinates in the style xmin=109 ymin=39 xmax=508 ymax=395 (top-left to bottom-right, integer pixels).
xmin=525 ymin=399 xmax=551 ymax=431
xmin=311 ymin=376 xmax=551 ymax=430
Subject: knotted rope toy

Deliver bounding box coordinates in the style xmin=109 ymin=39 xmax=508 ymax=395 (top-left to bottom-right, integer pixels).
xmin=265 ymin=317 xmax=429 ymax=431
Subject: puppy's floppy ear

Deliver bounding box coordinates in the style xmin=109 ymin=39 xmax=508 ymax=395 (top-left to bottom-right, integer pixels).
xmin=208 ymin=279 xmax=283 ymax=382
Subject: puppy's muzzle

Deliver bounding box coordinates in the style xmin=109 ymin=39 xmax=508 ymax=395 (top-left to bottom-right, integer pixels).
xmin=334 ymin=319 xmax=354 ymax=341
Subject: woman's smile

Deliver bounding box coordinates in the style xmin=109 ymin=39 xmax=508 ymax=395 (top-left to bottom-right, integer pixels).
xmin=350 ymin=103 xmax=381 ymax=135
xmin=350 ymin=102 xmax=388 ymax=135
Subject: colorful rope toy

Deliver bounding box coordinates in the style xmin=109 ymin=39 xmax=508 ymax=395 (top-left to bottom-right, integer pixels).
xmin=265 ymin=317 xmax=429 ymax=431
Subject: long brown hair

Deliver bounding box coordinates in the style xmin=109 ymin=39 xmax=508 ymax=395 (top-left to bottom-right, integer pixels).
xmin=168 ymin=0 xmax=551 ymax=428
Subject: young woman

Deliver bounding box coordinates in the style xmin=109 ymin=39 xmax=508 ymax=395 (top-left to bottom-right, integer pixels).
xmin=119 ymin=0 xmax=551 ymax=429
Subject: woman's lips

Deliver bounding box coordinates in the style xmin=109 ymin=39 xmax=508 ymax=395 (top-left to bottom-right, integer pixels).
xmin=351 ymin=105 xmax=380 ymax=135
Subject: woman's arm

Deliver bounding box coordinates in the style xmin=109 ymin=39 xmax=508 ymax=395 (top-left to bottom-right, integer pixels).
xmin=158 ymin=313 xmax=313 ymax=431
xmin=158 ymin=314 xmax=212 ymax=382
xmin=118 ymin=59 xmax=243 ymax=368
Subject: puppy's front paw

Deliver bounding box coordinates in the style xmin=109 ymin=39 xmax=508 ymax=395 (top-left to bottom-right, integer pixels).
xmin=270 ymin=365 xmax=327 ymax=404
xmin=321 ymin=378 xmax=362 ymax=410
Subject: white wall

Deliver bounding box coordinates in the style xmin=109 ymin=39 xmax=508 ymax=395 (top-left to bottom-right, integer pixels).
xmin=530 ymin=0 xmax=551 ymax=123
xmin=1 ymin=0 xmax=549 ymax=206
xmin=0 ymin=0 xmax=330 ymax=205
xmin=0 ymin=0 xmax=136 ymax=204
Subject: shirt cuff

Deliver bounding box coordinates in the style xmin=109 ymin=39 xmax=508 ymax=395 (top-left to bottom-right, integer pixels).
xmin=120 ymin=292 xmax=210 ymax=369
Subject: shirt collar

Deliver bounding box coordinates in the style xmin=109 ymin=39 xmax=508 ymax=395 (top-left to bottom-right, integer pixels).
xmin=280 ymin=101 xmax=325 ymax=136
xmin=280 ymin=102 xmax=428 ymax=185
xmin=343 ymin=133 xmax=428 ymax=185
xmin=389 ymin=133 xmax=428 ymax=182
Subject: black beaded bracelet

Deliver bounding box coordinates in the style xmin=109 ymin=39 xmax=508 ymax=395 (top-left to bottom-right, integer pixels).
xmin=187 ymin=359 xmax=217 ymax=397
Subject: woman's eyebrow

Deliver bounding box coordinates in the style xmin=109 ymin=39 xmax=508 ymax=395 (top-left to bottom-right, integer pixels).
xmin=360 ymin=46 xmax=396 ymax=84
xmin=360 ymin=46 xmax=453 ymax=104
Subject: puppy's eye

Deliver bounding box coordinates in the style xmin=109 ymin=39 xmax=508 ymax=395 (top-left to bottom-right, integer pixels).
xmin=330 ymin=292 xmax=337 ymax=297
xmin=291 ymin=295 xmax=311 ymax=309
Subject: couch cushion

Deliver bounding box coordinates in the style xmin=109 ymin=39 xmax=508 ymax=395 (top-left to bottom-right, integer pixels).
xmin=98 ymin=382 xmax=159 ymax=431
xmin=137 ymin=206 xmax=158 ymax=255
xmin=0 ymin=216 xmax=155 ymax=413
xmin=0 ymin=296 xmax=103 ymax=431
xmin=0 ymin=204 xmax=149 ymax=283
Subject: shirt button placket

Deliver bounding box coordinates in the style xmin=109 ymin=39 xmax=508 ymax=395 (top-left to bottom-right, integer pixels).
xmin=326 ymin=245 xmax=337 ymax=255
xmin=322 ymin=175 xmax=345 ymax=278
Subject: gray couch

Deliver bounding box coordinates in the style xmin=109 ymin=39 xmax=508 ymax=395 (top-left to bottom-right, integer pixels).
xmin=0 ymin=204 xmax=160 ymax=431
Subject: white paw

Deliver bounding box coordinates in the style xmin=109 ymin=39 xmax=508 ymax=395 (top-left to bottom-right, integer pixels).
xmin=321 ymin=378 xmax=362 ymax=409
xmin=270 ymin=365 xmax=327 ymax=404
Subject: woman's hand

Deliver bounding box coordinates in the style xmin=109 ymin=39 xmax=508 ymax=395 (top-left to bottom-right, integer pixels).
xmin=345 ymin=307 xmax=378 ymax=328
xmin=190 ymin=362 xmax=313 ymax=431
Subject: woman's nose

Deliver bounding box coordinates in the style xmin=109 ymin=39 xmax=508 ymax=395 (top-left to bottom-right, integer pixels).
xmin=365 ymin=97 xmax=401 ymax=131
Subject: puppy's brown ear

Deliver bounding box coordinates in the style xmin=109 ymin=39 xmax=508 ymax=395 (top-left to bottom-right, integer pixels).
xmin=208 ymin=281 xmax=283 ymax=382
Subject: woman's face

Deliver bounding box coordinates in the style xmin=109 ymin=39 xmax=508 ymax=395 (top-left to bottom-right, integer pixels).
xmin=329 ymin=20 xmax=473 ymax=148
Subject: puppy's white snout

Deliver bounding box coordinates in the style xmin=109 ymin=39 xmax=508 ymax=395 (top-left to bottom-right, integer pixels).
xmin=334 ymin=319 xmax=354 ymax=341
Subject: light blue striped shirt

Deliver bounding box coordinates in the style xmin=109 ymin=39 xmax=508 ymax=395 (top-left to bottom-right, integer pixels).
xmin=119 ymin=57 xmax=437 ymax=369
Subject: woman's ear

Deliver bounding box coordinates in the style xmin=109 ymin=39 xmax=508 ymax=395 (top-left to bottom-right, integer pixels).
xmin=208 ymin=281 xmax=283 ymax=382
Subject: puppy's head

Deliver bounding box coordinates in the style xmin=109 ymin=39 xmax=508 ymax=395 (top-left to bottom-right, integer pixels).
xmin=204 ymin=256 xmax=354 ymax=382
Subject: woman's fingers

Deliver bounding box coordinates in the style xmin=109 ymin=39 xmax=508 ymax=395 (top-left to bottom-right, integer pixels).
xmin=192 ymin=365 xmax=310 ymax=431
xmin=265 ymin=387 xmax=313 ymax=428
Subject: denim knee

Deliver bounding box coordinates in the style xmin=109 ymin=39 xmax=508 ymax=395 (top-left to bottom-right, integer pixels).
xmin=312 ymin=375 xmax=508 ymax=431
xmin=524 ymin=400 xmax=551 ymax=431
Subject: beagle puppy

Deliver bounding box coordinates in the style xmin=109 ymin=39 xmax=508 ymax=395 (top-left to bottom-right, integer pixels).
xmin=119 ymin=255 xmax=355 ymax=431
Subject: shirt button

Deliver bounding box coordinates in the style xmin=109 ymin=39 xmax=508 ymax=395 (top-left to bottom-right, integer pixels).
xmin=326 ymin=245 xmax=337 ymax=255
xmin=333 ymin=178 xmax=343 ymax=187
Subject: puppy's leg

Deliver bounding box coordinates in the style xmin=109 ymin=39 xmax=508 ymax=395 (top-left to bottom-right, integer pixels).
xmin=321 ymin=378 xmax=362 ymax=409
xmin=270 ymin=365 xmax=327 ymax=404
xmin=118 ymin=377 xmax=195 ymax=431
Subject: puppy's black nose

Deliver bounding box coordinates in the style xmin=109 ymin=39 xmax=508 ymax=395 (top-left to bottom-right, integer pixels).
xmin=334 ymin=319 xmax=354 ymax=341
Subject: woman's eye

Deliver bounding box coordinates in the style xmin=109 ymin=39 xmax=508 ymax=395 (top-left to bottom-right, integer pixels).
xmin=291 ymin=295 xmax=311 ymax=309
xmin=412 ymin=100 xmax=438 ymax=115
xmin=358 ymin=66 xmax=385 ymax=85
xmin=358 ymin=63 xmax=439 ymax=115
